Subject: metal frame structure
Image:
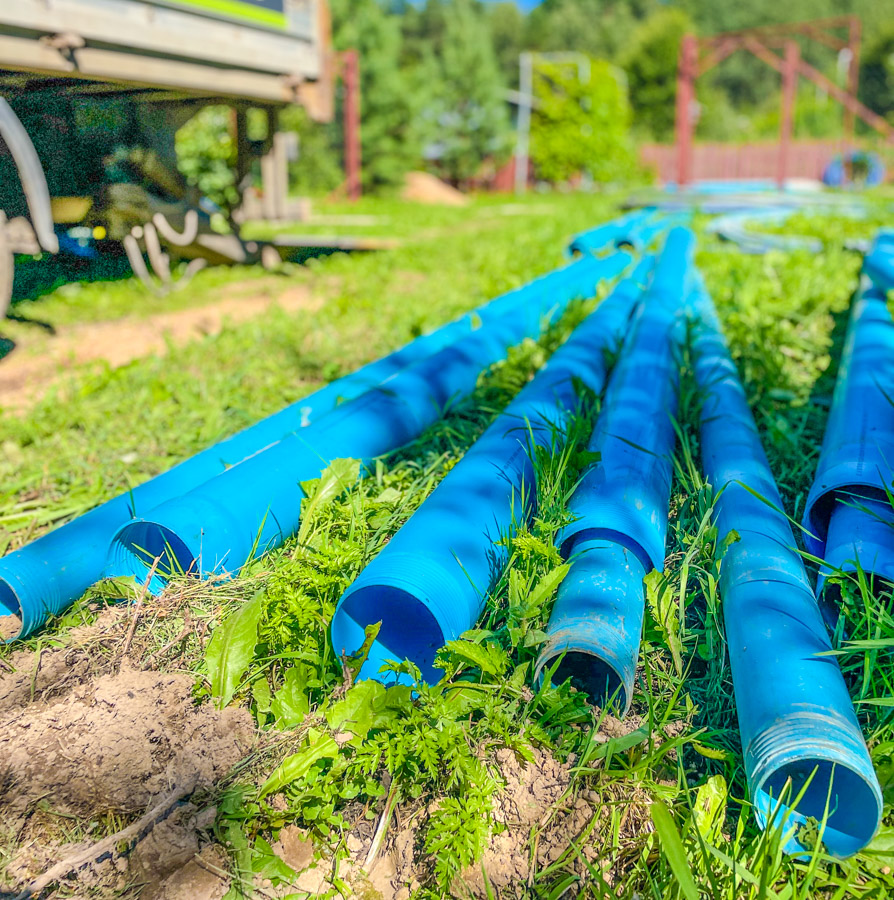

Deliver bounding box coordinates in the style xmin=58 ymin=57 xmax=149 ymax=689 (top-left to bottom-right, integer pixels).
xmin=674 ymin=17 xmax=893 ymax=187
xmin=340 ymin=49 xmax=361 ymax=202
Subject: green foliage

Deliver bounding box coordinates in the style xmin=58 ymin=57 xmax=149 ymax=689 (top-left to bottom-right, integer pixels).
xmin=487 ymin=1 xmax=526 ymax=86
xmin=650 ymin=801 xmax=700 ymax=900
xmin=530 ymin=58 xmax=637 ymax=185
xmin=175 ymin=105 xmax=238 ymax=211
xmin=645 ymin=568 xmax=683 ymax=676
xmin=331 ymin=0 xmax=425 ymax=191
xmin=429 ymin=0 xmax=511 ymax=184
xmin=296 ymin=457 xmax=361 ymax=547
xmin=425 ymin=791 xmax=493 ymax=884
xmin=861 ymin=23 xmax=894 ymax=122
xmin=260 ymin=731 xmax=340 ymax=797
xmin=526 ymin=0 xmax=657 ymax=63
xmin=277 ymin=105 xmax=344 ymax=196
xmin=622 ymin=8 xmax=690 ymax=141
xmin=748 ymin=86 xmax=847 ymax=141
xmin=205 ymin=591 xmax=265 ymax=707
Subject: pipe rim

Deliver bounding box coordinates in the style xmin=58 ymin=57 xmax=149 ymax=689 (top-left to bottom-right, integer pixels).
xmin=106 ymin=519 xmax=198 ymax=592
xmin=0 ymin=577 xmax=24 ymax=642
xmin=752 ymin=755 xmax=882 ymax=858
xmin=332 ymin=583 xmax=447 ymax=685
xmin=748 ymin=717 xmax=883 ymax=858
xmin=535 ymin=640 xmax=631 ymax=715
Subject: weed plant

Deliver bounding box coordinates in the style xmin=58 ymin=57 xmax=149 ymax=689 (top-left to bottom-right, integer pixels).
xmin=2 ymin=196 xmax=894 ymax=897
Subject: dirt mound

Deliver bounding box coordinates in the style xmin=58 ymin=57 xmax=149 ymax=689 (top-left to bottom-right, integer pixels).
xmin=402 ymin=171 xmax=468 ymax=207
xmin=0 ymin=663 xmax=254 ymax=818
xmin=457 ymin=725 xmax=650 ymax=898
xmin=260 ymin=744 xmax=599 ymax=899
xmin=4 ymin=810 xmax=231 ymax=900
xmin=131 ymin=806 xmax=231 ymax=900
xmin=0 ymin=613 xmax=253 ymax=898
xmin=456 ymin=747 xmax=574 ymax=897
xmin=0 ymin=607 xmax=125 ymax=716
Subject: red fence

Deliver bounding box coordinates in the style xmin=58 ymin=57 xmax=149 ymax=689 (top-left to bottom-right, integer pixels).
xmin=640 ymin=140 xmax=875 ymax=184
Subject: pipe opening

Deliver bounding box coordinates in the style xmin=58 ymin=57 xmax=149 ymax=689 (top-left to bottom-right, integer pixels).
xmin=757 ymin=759 xmax=881 ymax=858
xmin=108 ymin=521 xmax=195 ymax=594
xmin=334 ymin=586 xmax=446 ymax=684
xmin=547 ymin=650 xmax=628 ymax=714
xmin=0 ymin=579 xmax=23 ymax=641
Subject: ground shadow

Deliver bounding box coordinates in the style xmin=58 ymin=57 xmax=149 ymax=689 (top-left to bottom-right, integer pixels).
xmin=9 ymin=251 xmax=134 ymax=309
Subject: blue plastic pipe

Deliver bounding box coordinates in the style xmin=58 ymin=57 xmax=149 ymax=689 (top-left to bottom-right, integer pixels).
xmin=862 ymin=229 xmax=894 ymax=290
xmin=0 ymin=242 xmax=637 ymax=639
xmin=567 ymin=210 xmax=655 ymax=256
xmin=567 ymin=210 xmax=690 ymax=258
xmin=103 ymin=250 xmax=633 ymax=593
xmin=692 ymin=278 xmax=882 ymax=858
xmin=329 ymin=261 xmax=655 ymax=684
xmin=802 ymin=241 xmax=894 ymax=595
xmin=706 ymin=207 xmax=823 ymax=255
xmin=534 ymin=227 xmax=695 ymax=712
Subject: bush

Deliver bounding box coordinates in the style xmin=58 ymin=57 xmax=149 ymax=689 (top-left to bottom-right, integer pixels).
xmin=530 ymin=57 xmax=637 ymax=185
xmin=175 ymin=105 xmax=238 ymax=211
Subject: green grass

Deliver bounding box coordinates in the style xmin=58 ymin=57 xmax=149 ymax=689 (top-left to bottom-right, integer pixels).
xmin=0 ymin=193 xmax=615 ymax=551
xmin=3 ymin=192 xmax=894 ymax=898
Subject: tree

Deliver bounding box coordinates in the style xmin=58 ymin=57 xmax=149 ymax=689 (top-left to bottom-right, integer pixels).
xmin=488 ymin=2 xmax=526 ymax=87
xmin=529 ymin=58 xmax=637 ymax=184
xmin=330 ymin=0 xmax=424 ymax=191
xmin=525 ymin=0 xmax=657 ymax=62
xmin=278 ymin=106 xmax=344 ymax=195
xmin=431 ymin=0 xmax=512 ymax=184
xmin=620 ymin=9 xmax=691 ymax=141
xmin=175 ymin=105 xmax=238 ymax=210
xmin=860 ymin=23 xmax=894 ymax=122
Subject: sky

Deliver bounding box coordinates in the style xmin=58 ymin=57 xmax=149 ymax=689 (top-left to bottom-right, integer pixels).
xmin=484 ymin=0 xmax=543 ymax=8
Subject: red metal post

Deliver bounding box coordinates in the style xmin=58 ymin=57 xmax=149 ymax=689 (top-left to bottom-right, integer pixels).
xmin=778 ymin=40 xmax=799 ymax=188
xmin=675 ymin=34 xmax=697 ymax=187
xmin=844 ymin=17 xmax=861 ymax=141
xmin=341 ymin=49 xmax=361 ymax=202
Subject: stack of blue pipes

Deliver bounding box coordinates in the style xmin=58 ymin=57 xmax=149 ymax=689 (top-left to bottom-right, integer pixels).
xmin=0 ymin=209 xmax=662 ymax=639
xmin=4 ymin=211 xmax=886 ymax=861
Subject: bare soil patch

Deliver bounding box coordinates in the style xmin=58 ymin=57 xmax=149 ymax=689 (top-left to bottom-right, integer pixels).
xmin=0 ymin=664 xmax=253 ymax=818
xmin=0 ymin=603 xmax=254 ymax=899
xmin=0 ymin=279 xmax=321 ymax=413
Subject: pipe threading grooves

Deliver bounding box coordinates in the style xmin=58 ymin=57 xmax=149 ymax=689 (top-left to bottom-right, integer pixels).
xmin=746 ymin=711 xmax=882 ymax=857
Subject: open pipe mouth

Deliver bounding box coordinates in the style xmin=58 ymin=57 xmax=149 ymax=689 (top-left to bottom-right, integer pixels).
xmin=332 ymin=585 xmax=446 ymax=685
xmin=539 ymin=648 xmax=629 ymax=714
xmin=106 ymin=521 xmax=197 ymax=594
xmin=754 ymin=758 xmax=882 ymax=858
xmin=0 ymin=578 xmax=24 ymax=641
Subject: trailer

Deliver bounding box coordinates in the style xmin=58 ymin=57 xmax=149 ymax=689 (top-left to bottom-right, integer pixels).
xmin=0 ymin=0 xmax=335 ymax=312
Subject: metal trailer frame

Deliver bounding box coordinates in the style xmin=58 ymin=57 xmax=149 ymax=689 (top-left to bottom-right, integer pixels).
xmin=0 ymin=0 xmax=338 ymax=311
xmin=0 ymin=0 xmax=333 ymax=109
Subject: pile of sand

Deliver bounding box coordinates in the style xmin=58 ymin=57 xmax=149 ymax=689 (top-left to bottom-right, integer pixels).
xmin=402 ymin=171 xmax=468 ymax=207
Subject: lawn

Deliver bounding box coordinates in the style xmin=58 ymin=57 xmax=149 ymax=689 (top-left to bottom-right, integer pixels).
xmin=1 ymin=192 xmax=893 ymax=899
